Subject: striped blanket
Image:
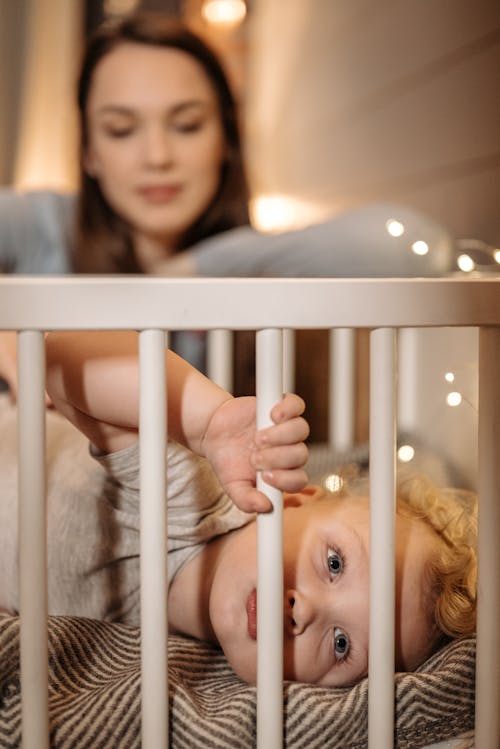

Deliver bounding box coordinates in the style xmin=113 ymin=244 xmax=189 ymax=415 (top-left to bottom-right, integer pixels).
xmin=0 ymin=614 xmax=474 ymax=748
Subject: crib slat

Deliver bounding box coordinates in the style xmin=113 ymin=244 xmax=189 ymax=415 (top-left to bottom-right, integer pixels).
xmin=475 ymin=327 xmax=500 ymax=749
xmin=368 ymin=328 xmax=396 ymax=749
xmin=207 ymin=329 xmax=233 ymax=392
xmin=17 ymin=331 xmax=49 ymax=749
xmin=256 ymin=329 xmax=284 ymax=749
xmin=139 ymin=330 xmax=169 ymax=749
xmin=282 ymin=328 xmax=295 ymax=394
xmin=329 ymin=328 xmax=355 ymax=452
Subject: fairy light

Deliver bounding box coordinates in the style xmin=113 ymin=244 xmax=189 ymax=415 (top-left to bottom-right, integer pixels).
xmin=457 ymin=254 xmax=475 ymax=272
xmin=201 ymin=0 xmax=247 ymax=26
xmin=398 ymin=445 xmax=415 ymax=463
xmin=386 ymin=219 xmax=405 ymax=237
xmin=444 ymin=372 xmax=455 ymax=383
xmin=411 ymin=240 xmax=429 ymax=256
xmin=494 ymin=249 xmax=500 ymax=264
xmin=324 ymin=473 xmax=343 ymax=493
xmin=446 ymin=391 xmax=463 ymax=407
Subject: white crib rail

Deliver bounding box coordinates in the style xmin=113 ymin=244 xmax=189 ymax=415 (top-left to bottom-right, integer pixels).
xmin=0 ymin=276 xmax=499 ymax=749
xmin=139 ymin=330 xmax=169 ymax=747
xmin=476 ymin=327 xmax=500 ymax=749
xmin=17 ymin=331 xmax=49 ymax=749
xmin=368 ymin=328 xmax=397 ymax=745
xmin=256 ymin=329 xmax=284 ymax=748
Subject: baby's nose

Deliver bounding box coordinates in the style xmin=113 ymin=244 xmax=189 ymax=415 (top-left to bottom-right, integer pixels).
xmin=285 ymin=589 xmax=313 ymax=635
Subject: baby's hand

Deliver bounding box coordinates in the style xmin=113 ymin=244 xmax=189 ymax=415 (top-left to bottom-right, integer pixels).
xmin=202 ymin=393 xmax=309 ymax=513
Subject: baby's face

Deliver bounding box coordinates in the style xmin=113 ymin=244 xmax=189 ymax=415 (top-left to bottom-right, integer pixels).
xmin=208 ymin=489 xmax=440 ymax=686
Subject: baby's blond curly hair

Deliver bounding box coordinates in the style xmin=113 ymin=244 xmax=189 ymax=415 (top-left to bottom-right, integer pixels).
xmin=329 ymin=469 xmax=477 ymax=643
xmin=395 ymin=473 xmax=477 ymax=640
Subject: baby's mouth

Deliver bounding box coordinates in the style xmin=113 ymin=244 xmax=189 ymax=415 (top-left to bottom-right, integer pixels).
xmin=246 ymin=589 xmax=257 ymax=640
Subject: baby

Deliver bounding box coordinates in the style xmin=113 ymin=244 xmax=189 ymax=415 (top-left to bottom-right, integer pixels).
xmin=168 ymin=474 xmax=477 ymax=686
xmin=0 ymin=331 xmax=476 ymax=687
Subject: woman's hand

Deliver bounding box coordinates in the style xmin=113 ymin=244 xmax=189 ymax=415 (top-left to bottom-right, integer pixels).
xmin=201 ymin=393 xmax=310 ymax=513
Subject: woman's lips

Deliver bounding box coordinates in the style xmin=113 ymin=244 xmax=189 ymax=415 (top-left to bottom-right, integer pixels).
xmin=138 ymin=185 xmax=181 ymax=203
xmin=246 ymin=588 xmax=257 ymax=640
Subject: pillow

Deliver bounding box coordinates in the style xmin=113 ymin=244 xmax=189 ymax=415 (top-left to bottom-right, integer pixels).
xmin=0 ymin=614 xmax=474 ymax=748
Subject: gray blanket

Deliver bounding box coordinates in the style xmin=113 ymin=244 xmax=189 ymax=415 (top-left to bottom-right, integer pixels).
xmin=0 ymin=614 xmax=474 ymax=748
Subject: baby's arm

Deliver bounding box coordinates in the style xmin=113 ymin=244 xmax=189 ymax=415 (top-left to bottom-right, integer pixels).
xmin=0 ymin=332 xmax=18 ymax=399
xmin=0 ymin=331 xmax=53 ymax=405
xmin=45 ymin=331 xmax=309 ymax=512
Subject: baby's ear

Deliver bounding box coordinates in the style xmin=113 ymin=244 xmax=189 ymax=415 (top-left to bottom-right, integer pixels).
xmin=283 ymin=484 xmax=325 ymax=509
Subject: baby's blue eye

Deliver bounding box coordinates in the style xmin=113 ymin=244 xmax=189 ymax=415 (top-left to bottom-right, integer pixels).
xmin=327 ymin=549 xmax=343 ymax=576
xmin=334 ymin=627 xmax=350 ymax=660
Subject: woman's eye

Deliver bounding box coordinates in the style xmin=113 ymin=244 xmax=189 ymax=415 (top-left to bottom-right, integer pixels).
xmin=174 ymin=120 xmax=203 ymax=134
xmin=327 ymin=548 xmax=343 ymax=576
xmin=105 ymin=127 xmax=134 ymax=139
xmin=334 ymin=627 xmax=350 ymax=660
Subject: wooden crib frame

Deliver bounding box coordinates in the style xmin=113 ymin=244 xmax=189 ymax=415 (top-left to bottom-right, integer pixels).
xmin=0 ymin=275 xmax=499 ymax=749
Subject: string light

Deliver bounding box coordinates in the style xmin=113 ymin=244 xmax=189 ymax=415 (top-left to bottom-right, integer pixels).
xmin=386 ymin=219 xmax=405 ymax=237
xmin=457 ymin=254 xmax=475 ymax=272
xmin=456 ymin=239 xmax=500 ymax=273
xmin=446 ymin=391 xmax=463 ymax=407
xmin=324 ymin=473 xmax=343 ymax=493
xmin=398 ymin=445 xmax=415 ymax=463
xmin=411 ymin=240 xmax=429 ymax=256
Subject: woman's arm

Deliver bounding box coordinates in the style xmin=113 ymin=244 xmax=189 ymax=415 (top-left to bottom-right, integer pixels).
xmin=45 ymin=331 xmax=309 ymax=512
xmin=152 ymin=205 xmax=454 ymax=279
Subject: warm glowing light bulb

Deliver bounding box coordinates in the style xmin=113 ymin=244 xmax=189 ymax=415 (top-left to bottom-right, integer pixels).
xmin=324 ymin=473 xmax=343 ymax=493
xmin=444 ymin=372 xmax=455 ymax=383
xmin=457 ymin=254 xmax=475 ymax=272
xmin=411 ymin=240 xmax=429 ymax=256
xmin=447 ymin=391 xmax=463 ymax=407
xmin=201 ymin=0 xmax=247 ymax=26
xmin=250 ymin=194 xmax=328 ymax=232
xmin=494 ymin=249 xmax=500 ymax=264
xmin=398 ymin=445 xmax=415 ymax=463
xmin=104 ymin=0 xmax=139 ymax=15
xmin=386 ymin=219 xmax=405 ymax=237
xmin=250 ymin=195 xmax=296 ymax=232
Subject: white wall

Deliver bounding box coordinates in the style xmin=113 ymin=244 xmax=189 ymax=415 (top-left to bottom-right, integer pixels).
xmin=247 ymin=0 xmax=500 ymax=245
xmin=0 ymin=0 xmax=82 ymax=191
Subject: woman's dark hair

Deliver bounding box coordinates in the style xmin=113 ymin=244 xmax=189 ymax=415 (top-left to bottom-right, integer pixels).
xmin=74 ymin=11 xmax=249 ymax=273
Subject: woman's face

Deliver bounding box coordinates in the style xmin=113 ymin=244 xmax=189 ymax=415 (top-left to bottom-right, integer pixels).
xmin=208 ymin=491 xmax=440 ymax=686
xmin=84 ymin=42 xmax=227 ymax=255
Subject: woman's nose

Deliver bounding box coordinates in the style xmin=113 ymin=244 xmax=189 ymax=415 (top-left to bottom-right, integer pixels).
xmin=144 ymin=127 xmax=173 ymax=168
xmin=285 ymin=589 xmax=314 ymax=635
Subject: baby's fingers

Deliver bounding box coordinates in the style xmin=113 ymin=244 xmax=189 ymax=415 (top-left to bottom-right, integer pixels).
xmin=261 ymin=468 xmax=309 ymax=494
xmin=228 ymin=483 xmax=273 ymax=513
xmin=252 ymin=442 xmax=309 ymax=473
xmin=255 ymin=416 xmax=310 ymax=448
xmin=269 ymin=393 xmax=306 ymax=424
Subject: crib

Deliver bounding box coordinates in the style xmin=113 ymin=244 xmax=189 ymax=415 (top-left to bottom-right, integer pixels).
xmin=0 ymin=275 xmax=499 ymax=749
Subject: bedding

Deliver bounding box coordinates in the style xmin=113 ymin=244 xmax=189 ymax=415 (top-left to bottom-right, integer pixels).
xmin=0 ymin=613 xmax=474 ymax=748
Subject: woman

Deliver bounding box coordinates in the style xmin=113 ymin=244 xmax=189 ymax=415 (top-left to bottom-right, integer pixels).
xmin=0 ymin=10 xmax=249 ymax=392
xmin=74 ymin=11 xmax=248 ymax=273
